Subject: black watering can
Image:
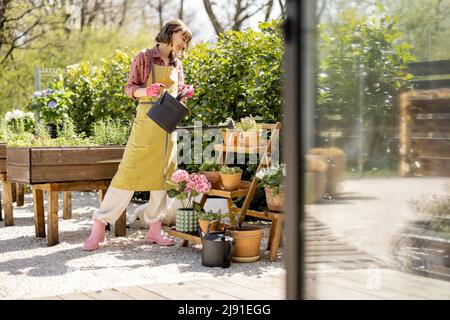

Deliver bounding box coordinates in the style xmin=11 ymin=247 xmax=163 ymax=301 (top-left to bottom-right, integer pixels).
xmin=147 ymin=90 xmax=235 ymax=133
xmin=201 ymin=222 xmax=235 ymax=268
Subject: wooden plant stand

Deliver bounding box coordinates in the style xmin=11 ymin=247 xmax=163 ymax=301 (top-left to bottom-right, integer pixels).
xmin=167 ymin=123 xmax=283 ymax=261
xmin=32 ymin=180 xmax=126 ymax=246
xmin=0 ymin=173 xmax=25 ymax=225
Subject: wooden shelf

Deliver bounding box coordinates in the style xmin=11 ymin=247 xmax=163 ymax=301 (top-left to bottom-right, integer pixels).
xmin=231 ymin=207 xmax=284 ymax=221
xmin=213 ymin=144 xmax=267 ymax=154
xmin=205 ymin=180 xmax=252 ymax=198
xmin=166 ymin=227 xmax=202 ymax=244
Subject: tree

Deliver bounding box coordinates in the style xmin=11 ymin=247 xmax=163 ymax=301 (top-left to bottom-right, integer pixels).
xmin=0 ymin=0 xmax=66 ymax=65
xmin=202 ymin=0 xmax=281 ymax=35
xmin=317 ymin=5 xmax=416 ymax=172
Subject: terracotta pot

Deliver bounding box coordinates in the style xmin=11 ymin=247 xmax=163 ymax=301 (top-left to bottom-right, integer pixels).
xmin=221 ymin=130 xmax=239 ymax=146
xmin=264 ymin=187 xmax=284 ymax=212
xmin=220 ymin=172 xmax=242 ymax=191
xmin=304 ymin=171 xmax=327 ymax=204
xmin=199 ymin=220 xmax=223 ymax=235
xmin=326 ymin=153 xmax=346 ymax=196
xmin=308 ymin=148 xmax=346 ymax=196
xmin=239 ymin=130 xmax=261 ymax=148
xmin=226 ymin=226 xmax=264 ymax=262
xmin=200 ymin=171 xmax=222 ymax=189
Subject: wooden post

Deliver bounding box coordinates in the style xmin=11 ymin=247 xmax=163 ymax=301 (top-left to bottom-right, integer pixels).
xmin=33 ymin=188 xmax=46 ymax=237
xmin=399 ymin=91 xmax=412 ymax=176
xmin=114 ymin=211 xmax=127 ymax=237
xmin=269 ymin=217 xmax=282 ymax=262
xmin=0 ymin=189 xmax=2 ymax=221
xmin=16 ymin=183 xmax=25 ymax=207
xmin=199 ymin=194 xmax=208 ymax=208
xmin=2 ymin=181 xmax=14 ymax=226
xmin=227 ymin=198 xmax=234 ymax=213
xmin=47 ymin=191 xmax=59 ymax=246
xmin=62 ymin=192 xmax=72 ymax=219
xmin=11 ymin=183 xmax=16 ymax=203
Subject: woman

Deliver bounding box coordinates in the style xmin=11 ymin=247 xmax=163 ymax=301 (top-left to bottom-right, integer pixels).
xmin=83 ymin=19 xmax=195 ymax=251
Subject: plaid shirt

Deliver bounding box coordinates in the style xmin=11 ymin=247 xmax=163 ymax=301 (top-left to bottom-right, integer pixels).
xmin=125 ymin=45 xmax=185 ymax=100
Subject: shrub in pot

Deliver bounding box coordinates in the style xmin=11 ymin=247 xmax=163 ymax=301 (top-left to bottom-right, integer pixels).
xmin=199 ymin=161 xmax=222 ymax=189
xmin=219 ymin=166 xmax=242 ymax=191
xmin=235 ymin=116 xmax=263 ymax=148
xmin=256 ymin=164 xmax=286 ymax=212
xmin=224 ymin=210 xmax=264 ymax=262
xmin=197 ymin=210 xmax=225 ymax=236
xmin=308 ymin=147 xmax=346 ymax=196
xmin=305 ymin=155 xmax=328 ymax=204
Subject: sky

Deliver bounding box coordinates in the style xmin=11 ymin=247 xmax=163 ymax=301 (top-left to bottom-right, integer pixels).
xmin=168 ymin=0 xmax=283 ymax=43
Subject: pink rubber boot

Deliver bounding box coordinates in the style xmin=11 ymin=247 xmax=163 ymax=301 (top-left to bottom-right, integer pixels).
xmin=145 ymin=220 xmax=175 ymax=246
xmin=82 ymin=220 xmax=106 ymax=251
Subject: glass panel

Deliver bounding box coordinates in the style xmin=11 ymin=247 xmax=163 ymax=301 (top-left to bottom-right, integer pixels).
xmin=306 ymin=0 xmax=450 ymax=299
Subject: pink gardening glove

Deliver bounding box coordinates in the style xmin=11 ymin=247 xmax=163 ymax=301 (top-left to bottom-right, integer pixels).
xmin=146 ymin=83 xmax=165 ymax=97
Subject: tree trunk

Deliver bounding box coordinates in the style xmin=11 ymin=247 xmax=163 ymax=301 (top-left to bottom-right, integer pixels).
xmin=203 ymin=0 xmax=224 ymax=35
xmin=179 ymin=0 xmax=184 ymax=20
xmin=265 ymin=0 xmax=274 ymax=22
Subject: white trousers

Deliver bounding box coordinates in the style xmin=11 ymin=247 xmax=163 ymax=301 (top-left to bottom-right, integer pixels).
xmin=93 ymin=187 xmax=184 ymax=226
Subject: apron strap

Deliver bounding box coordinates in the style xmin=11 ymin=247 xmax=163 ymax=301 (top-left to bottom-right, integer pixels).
xmin=164 ymin=132 xmax=168 ymax=183
xmin=151 ymin=62 xmax=156 ymax=85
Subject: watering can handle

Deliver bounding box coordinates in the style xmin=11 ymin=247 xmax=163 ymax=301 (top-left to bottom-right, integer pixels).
xmin=224 ymin=231 xmax=235 ymax=263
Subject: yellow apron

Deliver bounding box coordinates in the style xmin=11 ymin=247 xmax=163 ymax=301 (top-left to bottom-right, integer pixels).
xmin=111 ymin=63 xmax=178 ymax=191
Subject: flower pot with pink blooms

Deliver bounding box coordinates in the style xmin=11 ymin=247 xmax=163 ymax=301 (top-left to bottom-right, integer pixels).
xmin=168 ymin=169 xmax=212 ymax=234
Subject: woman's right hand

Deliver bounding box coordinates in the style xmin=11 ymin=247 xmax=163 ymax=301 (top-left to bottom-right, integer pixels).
xmin=146 ymin=83 xmax=165 ymax=97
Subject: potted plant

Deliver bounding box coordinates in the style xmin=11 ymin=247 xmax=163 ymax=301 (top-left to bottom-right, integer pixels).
xmin=235 ymin=115 xmax=263 ymax=148
xmin=199 ymin=160 xmax=222 ymax=189
xmin=256 ymin=164 xmax=286 ymax=212
xmin=305 ymin=155 xmax=328 ymax=204
xmin=308 ymin=147 xmax=346 ymax=196
xmin=6 ymin=118 xmax=127 ymax=184
xmin=197 ymin=210 xmax=225 ymax=235
xmin=224 ymin=210 xmax=264 ymax=262
xmin=167 ymin=169 xmax=212 ymax=234
xmin=221 ymin=128 xmax=239 ymax=147
xmin=219 ymin=166 xmax=242 ymax=191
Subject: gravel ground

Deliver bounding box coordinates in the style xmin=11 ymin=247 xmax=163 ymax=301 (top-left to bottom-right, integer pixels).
xmin=0 ymin=192 xmax=284 ymax=300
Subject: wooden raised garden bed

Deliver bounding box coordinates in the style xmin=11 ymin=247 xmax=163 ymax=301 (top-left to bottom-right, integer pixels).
xmin=0 ymin=143 xmax=6 ymax=174
xmin=7 ymin=146 xmax=125 ymax=184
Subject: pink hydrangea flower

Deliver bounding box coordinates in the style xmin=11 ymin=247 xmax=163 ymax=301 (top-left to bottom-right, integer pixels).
xmin=186 ymin=173 xmax=211 ymax=194
xmin=171 ymin=169 xmax=190 ymax=184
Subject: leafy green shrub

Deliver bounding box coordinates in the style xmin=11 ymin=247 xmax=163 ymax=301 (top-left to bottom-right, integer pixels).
xmin=197 ymin=210 xmax=224 ymax=221
xmin=4 ymin=110 xmax=36 ymax=134
xmin=256 ymin=164 xmax=286 ymax=193
xmin=234 ymin=115 xmax=261 ymax=132
xmin=28 ymin=51 xmax=136 ymax=135
xmin=219 ymin=166 xmax=242 ymax=175
xmin=317 ymin=5 xmax=416 ymax=171
xmin=90 ymin=117 xmax=131 ymax=145
xmin=199 ymin=160 xmax=222 ymax=172
xmin=182 ymin=20 xmax=284 ymax=126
